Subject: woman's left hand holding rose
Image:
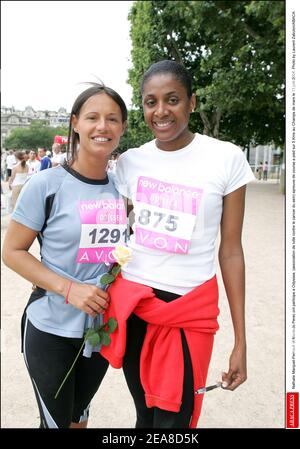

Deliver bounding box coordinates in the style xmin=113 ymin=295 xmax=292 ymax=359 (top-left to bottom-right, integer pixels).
xmin=64 ymin=282 xmax=110 ymax=318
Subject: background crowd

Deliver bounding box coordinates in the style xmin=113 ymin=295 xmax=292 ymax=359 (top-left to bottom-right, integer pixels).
xmin=1 ymin=146 xmax=119 ymax=214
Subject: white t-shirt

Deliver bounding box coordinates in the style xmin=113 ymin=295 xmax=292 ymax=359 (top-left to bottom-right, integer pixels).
xmin=11 ymin=171 xmax=28 ymax=186
xmin=6 ymin=154 xmax=17 ymax=170
xmin=114 ymin=133 xmax=255 ymax=295
xmin=27 ymin=159 xmax=41 ymax=177
xmin=51 ymin=152 xmax=67 ymax=165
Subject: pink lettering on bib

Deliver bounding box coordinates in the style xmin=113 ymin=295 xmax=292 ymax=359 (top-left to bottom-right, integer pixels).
xmin=76 ymin=199 xmax=127 ymax=264
xmin=135 ymin=176 xmax=203 ymax=254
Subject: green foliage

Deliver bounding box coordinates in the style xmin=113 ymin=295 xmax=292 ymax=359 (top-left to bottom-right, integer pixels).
xmin=55 ymin=263 xmax=121 ymax=399
xmin=125 ymin=109 xmax=153 ymax=150
xmin=3 ymin=121 xmax=69 ymax=150
xmin=127 ymin=0 xmax=285 ymax=148
xmin=107 ymin=317 xmax=118 ymax=333
xmin=100 ymin=332 xmax=111 ymax=346
xmin=111 ymin=265 xmax=121 ymax=277
xmin=100 ymin=273 xmax=115 ymax=285
xmin=85 ymin=318 xmax=118 ymax=347
xmin=54 ymin=315 xmax=118 ymax=399
xmin=85 ymin=328 xmax=101 ymax=346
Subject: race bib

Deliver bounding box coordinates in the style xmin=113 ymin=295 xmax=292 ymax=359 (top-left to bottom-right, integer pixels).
xmin=76 ymin=199 xmax=127 ymax=264
xmin=134 ymin=176 xmax=203 ymax=254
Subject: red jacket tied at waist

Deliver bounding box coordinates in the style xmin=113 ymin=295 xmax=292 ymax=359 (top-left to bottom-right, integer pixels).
xmin=100 ymin=274 xmax=220 ymax=428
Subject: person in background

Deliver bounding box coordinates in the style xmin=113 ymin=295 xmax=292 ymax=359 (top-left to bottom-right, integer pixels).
xmin=24 ymin=150 xmax=30 ymax=162
xmin=27 ymin=150 xmax=41 ymax=178
xmin=6 ymin=149 xmax=17 ymax=181
xmin=263 ymin=161 xmax=269 ymax=181
xmin=256 ymin=161 xmax=263 ymax=180
xmin=8 ymin=151 xmax=29 ymax=210
xmin=107 ymin=153 xmax=118 ymax=174
xmin=51 ymin=143 xmax=67 ymax=167
xmin=38 ymin=147 xmax=52 ymax=170
xmin=1 ymin=149 xmax=8 ymax=181
xmin=108 ymin=60 xmax=255 ymax=429
xmin=2 ymin=82 xmax=127 ymax=428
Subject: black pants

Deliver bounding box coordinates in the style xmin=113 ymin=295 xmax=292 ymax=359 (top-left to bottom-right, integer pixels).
xmin=123 ymin=288 xmax=194 ymax=428
xmin=23 ymin=318 xmax=109 ymax=428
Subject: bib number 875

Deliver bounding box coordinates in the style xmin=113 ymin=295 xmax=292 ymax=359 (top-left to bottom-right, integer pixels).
xmin=138 ymin=209 xmax=178 ymax=232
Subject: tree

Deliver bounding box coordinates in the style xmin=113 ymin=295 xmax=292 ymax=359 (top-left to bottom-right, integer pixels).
xmin=4 ymin=121 xmax=69 ymax=150
xmin=127 ymin=0 xmax=285 ymax=148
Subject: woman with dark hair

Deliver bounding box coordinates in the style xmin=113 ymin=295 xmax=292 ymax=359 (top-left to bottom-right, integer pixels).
xmin=2 ymin=82 xmax=127 ymax=428
xmin=9 ymin=151 xmax=29 ymax=210
xmin=102 ymin=60 xmax=255 ymax=428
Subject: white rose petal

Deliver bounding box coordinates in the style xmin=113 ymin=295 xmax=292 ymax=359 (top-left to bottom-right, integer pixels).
xmin=112 ymin=245 xmax=133 ymax=266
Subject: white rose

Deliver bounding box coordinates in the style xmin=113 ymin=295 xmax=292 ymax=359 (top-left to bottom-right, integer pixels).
xmin=112 ymin=245 xmax=133 ymax=266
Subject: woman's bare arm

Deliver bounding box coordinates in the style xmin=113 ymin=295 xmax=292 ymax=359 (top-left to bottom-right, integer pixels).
xmin=218 ymin=185 xmax=248 ymax=390
xmin=2 ymin=219 xmax=109 ymax=316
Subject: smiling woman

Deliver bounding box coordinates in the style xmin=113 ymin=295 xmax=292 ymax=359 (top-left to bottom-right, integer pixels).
xmin=68 ymin=84 xmax=127 ymax=179
xmin=1 ymin=82 xmax=128 ymax=428
xmin=107 ymin=60 xmax=255 ymax=429
xmin=142 ymin=75 xmax=195 ymax=152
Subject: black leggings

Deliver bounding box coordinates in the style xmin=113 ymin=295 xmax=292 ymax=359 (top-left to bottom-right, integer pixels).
xmin=23 ymin=317 xmax=109 ymax=428
xmin=123 ymin=288 xmax=194 ymax=428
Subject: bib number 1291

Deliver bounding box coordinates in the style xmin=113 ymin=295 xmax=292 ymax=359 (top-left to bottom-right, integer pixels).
xmin=88 ymin=227 xmax=127 ymax=244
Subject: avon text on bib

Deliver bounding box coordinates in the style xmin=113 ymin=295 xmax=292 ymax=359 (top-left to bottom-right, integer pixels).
xmin=76 ymin=199 xmax=127 ymax=264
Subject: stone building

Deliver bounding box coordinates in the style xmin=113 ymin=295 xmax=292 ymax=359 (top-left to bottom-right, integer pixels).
xmin=1 ymin=106 xmax=70 ymax=148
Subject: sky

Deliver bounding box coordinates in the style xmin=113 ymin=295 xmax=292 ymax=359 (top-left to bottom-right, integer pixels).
xmin=1 ymin=1 xmax=134 ymax=112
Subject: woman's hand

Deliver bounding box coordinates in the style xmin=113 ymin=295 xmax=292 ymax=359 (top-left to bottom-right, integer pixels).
xmin=66 ymin=282 xmax=110 ymax=317
xmin=222 ymin=344 xmax=247 ymax=391
xmin=2 ymin=220 xmax=110 ymax=318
